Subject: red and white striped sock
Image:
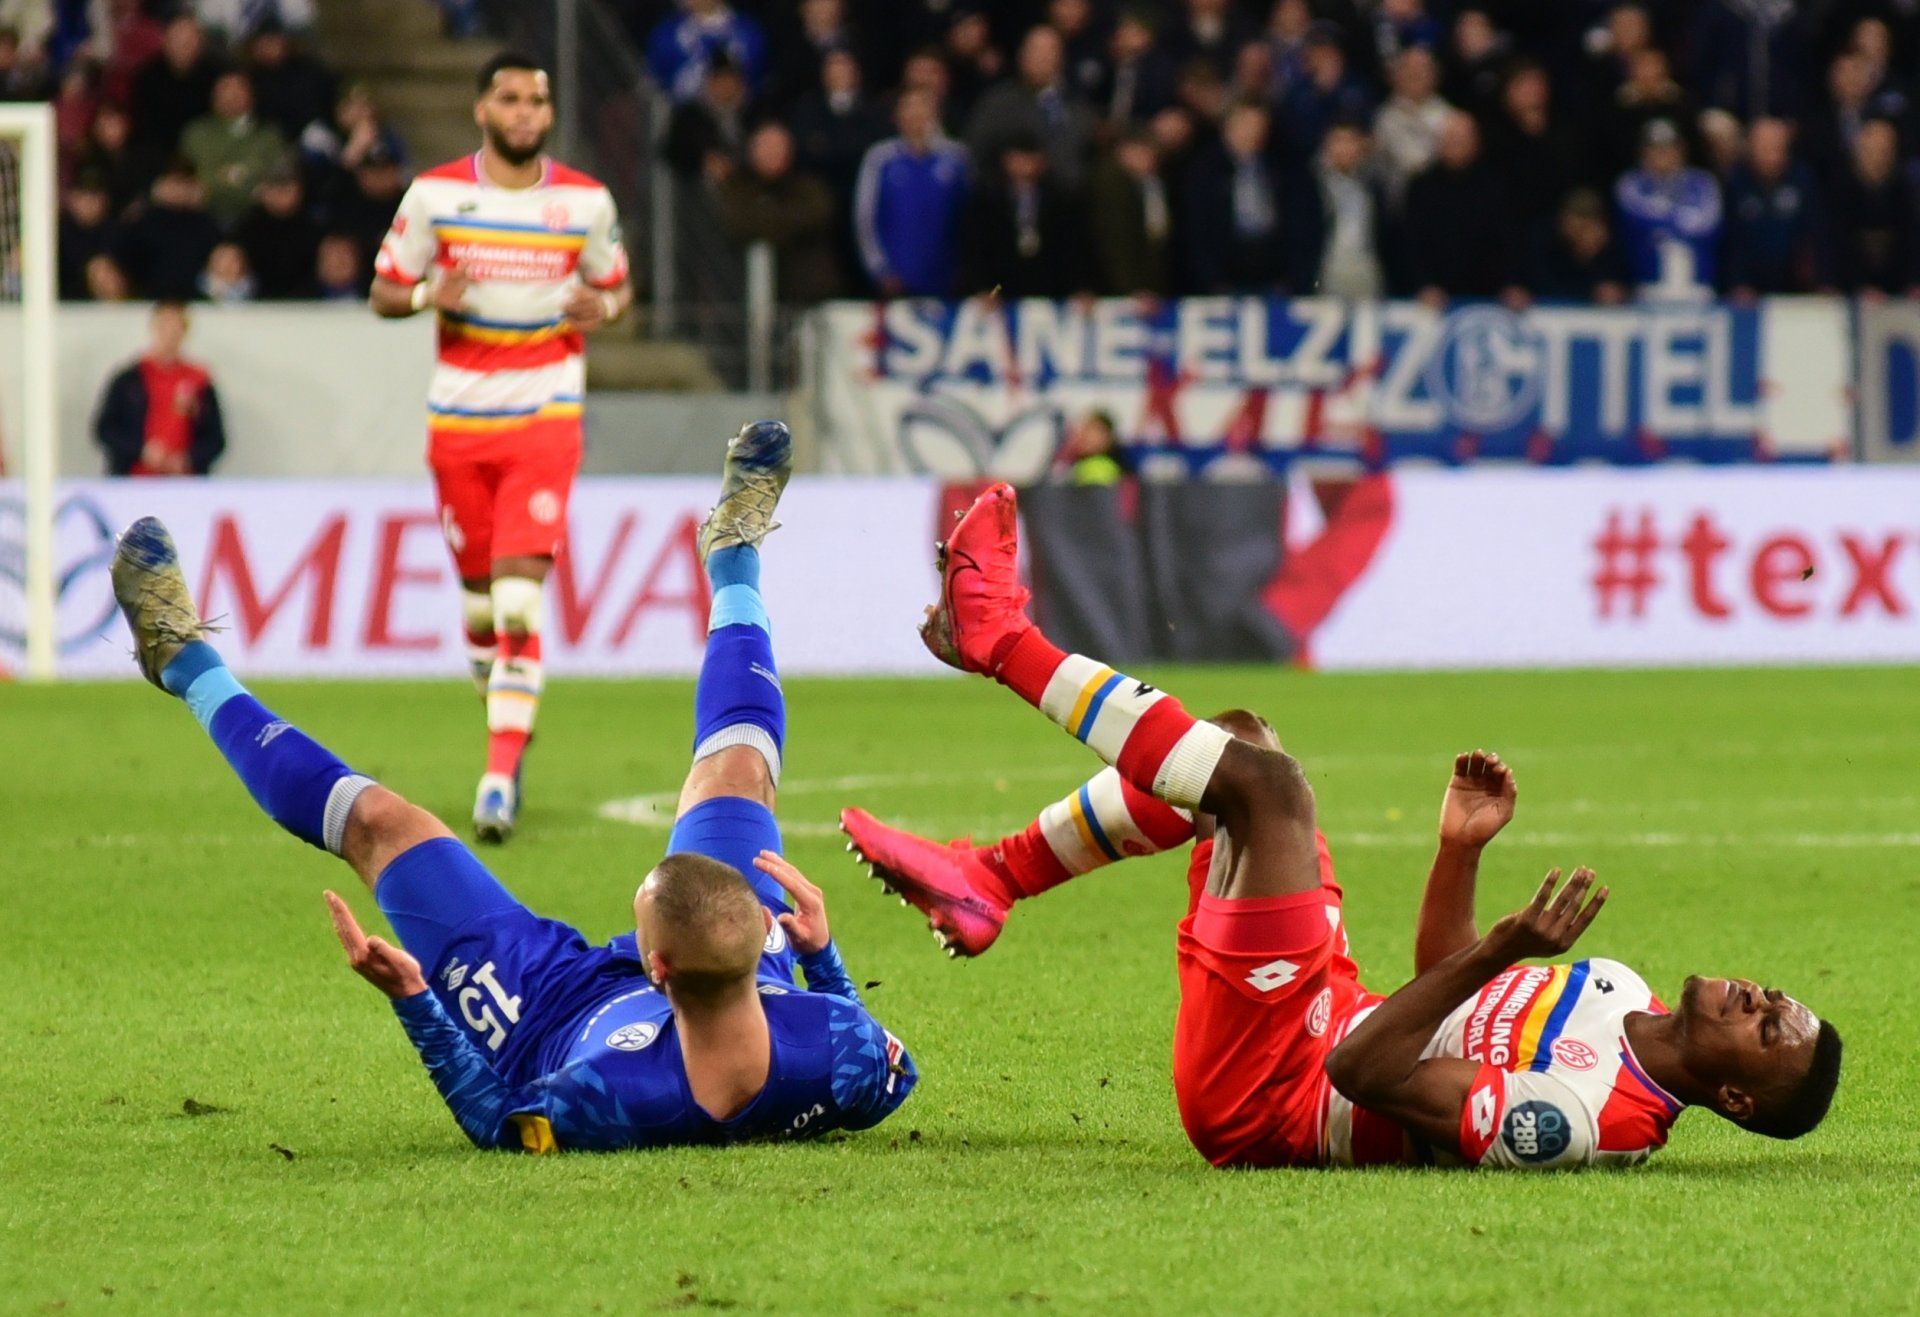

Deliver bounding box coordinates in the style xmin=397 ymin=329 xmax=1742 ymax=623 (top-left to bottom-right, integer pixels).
xmin=978 ymin=767 xmax=1197 ymax=905
xmin=994 ymin=629 xmax=1233 ymax=811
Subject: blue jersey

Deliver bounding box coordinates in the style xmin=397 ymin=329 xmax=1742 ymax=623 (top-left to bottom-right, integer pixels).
xmin=1615 ymin=167 xmax=1723 ymax=289
xmin=392 ymin=950 xmax=915 ymax=1153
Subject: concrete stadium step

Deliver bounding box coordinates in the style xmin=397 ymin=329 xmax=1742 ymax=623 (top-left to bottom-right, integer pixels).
xmin=587 ymin=335 xmax=724 ymax=392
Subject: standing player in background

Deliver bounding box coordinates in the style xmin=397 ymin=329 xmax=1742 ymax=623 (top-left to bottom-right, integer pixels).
xmin=370 ymin=52 xmax=633 ymax=844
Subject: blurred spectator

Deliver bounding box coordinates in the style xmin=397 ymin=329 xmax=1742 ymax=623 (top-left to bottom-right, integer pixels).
xmin=1164 ymin=0 xmax=1254 ymax=81
xmin=1532 ymin=188 xmax=1630 ymax=303
xmin=1602 ymin=49 xmax=1697 ymax=181
xmin=0 ymin=24 xmax=50 ymax=100
xmin=130 ymin=16 xmax=219 ymax=160
xmin=198 ymin=240 xmax=256 ymax=303
xmin=194 ymin=0 xmax=314 ymax=44
xmin=1226 ymin=32 xmax=1277 ymax=105
xmin=1402 ymin=111 xmax=1517 ymax=300
xmin=314 ymin=230 xmax=366 ymax=300
xmin=96 ymin=0 xmax=166 ymax=106
xmin=1182 ymin=101 xmax=1292 ymax=294
xmin=854 ymin=86 xmax=969 ymax=297
xmin=1309 ymin=122 xmax=1385 ymax=299
xmin=234 ymin=161 xmax=319 ymax=298
xmin=1373 ymin=45 xmax=1451 ymax=210
xmin=900 ymin=46 xmax=954 ymax=131
xmin=52 ymin=59 xmax=101 ymax=181
xmin=327 ymin=143 xmax=406 ymax=265
xmin=1721 ymin=117 xmax=1823 ymax=296
xmin=1441 ymin=7 xmax=1508 ymax=120
xmin=790 ymin=47 xmax=887 ymax=292
xmin=662 ymin=55 xmax=751 ymax=181
xmin=1697 ymin=108 xmax=1746 ymax=180
xmin=1826 ymin=118 xmax=1918 ymax=295
xmin=1056 ymin=409 xmax=1128 ymax=484
xmin=1172 ymin=55 xmax=1229 ymax=132
xmin=717 ymin=121 xmax=844 ymax=304
xmin=1615 ymin=118 xmax=1722 ymax=297
xmin=941 ymin=15 xmax=1001 ymax=130
xmin=1485 ymin=61 xmax=1587 ymax=270
xmin=1087 ymin=128 xmax=1173 ymax=296
xmin=1688 ymin=0 xmax=1809 ymax=119
xmin=300 ymin=84 xmax=407 ymax=184
xmin=84 ymin=252 xmax=132 ymax=301
xmin=0 ymin=2 xmax=53 ymax=68
xmin=75 ymin=102 xmax=152 ymax=216
xmin=118 ymin=162 xmax=221 ymax=300
xmin=1050 ymin=0 xmax=1108 ymax=105
xmin=1093 ymin=9 xmax=1176 ymax=131
xmin=94 ymin=301 xmax=226 ymax=477
xmin=1266 ymin=0 xmax=1314 ymax=92
xmin=966 ymin=25 xmax=1098 ymax=194
xmin=648 ymin=0 xmax=768 ymax=103
xmin=1281 ymin=21 xmax=1374 ymax=162
xmin=1804 ymin=50 xmax=1908 ymax=188
xmin=58 ymin=172 xmax=120 ymax=300
xmin=1365 ymin=0 xmax=1442 ymax=74
xmin=181 ymin=70 xmax=291 ymax=228
xmin=1584 ymin=3 xmax=1655 ymax=108
xmin=767 ymin=0 xmax=864 ymax=108
xmin=245 ymin=22 xmax=337 ymax=143
xmin=963 ymin=131 xmax=1087 ymax=298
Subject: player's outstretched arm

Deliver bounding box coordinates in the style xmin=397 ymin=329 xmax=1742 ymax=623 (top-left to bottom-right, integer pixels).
xmin=1327 ymin=867 xmax=1606 ymax=1155
xmin=1415 ymin=751 xmax=1517 ymax=974
xmin=325 ymin=892 xmax=536 ymax=1151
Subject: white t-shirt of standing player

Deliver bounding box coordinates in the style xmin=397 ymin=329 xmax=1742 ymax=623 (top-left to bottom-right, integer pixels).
xmin=375 ymin=153 xmax=629 ymax=435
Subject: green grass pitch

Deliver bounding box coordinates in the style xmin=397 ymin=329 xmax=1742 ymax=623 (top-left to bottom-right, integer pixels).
xmin=4 ymin=667 xmax=1918 ymax=1314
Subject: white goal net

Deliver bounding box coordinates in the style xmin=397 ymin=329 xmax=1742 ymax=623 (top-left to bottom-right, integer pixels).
xmin=0 ymin=104 xmax=58 ymax=680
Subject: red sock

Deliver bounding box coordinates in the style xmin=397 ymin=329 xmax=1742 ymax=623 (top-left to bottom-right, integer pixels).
xmin=992 ymin=629 xmax=1233 ymax=811
xmin=485 ymin=629 xmax=541 ymax=778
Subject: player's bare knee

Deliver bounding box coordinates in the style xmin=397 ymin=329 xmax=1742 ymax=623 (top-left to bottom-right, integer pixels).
xmin=1211 ymin=741 xmax=1313 ymax=823
xmin=1207 ymin=708 xmax=1281 ymax=753
xmin=678 ymin=744 xmax=776 ymax=815
xmin=342 ymin=787 xmax=453 ymax=885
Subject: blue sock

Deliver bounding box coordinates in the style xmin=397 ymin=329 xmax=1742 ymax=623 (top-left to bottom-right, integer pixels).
xmin=693 ymin=547 xmax=784 ymax=778
xmin=161 ymin=641 xmax=374 ymax=853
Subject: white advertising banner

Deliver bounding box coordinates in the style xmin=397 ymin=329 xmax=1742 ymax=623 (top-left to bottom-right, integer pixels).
xmin=12 ymin=478 xmax=947 ymax=678
xmin=1310 ymin=467 xmax=1920 ymax=668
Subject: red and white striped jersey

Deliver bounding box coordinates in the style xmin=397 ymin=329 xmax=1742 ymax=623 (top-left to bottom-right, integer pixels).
xmin=1429 ymin=957 xmax=1684 ymax=1169
xmin=1322 ymin=958 xmax=1684 ymax=1169
xmin=375 ymin=154 xmax=629 ymax=438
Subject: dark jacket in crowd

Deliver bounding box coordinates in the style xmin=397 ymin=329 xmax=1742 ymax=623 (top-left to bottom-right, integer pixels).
xmin=1720 ymin=160 xmax=1825 ymax=293
xmin=716 ymin=168 xmax=845 ymax=304
xmin=1826 ymin=167 xmax=1920 ymax=293
xmin=962 ymin=175 xmax=1088 ymax=298
xmin=1180 ymin=144 xmax=1295 ymax=294
xmin=1402 ymin=159 xmax=1519 ymax=295
xmin=1087 ymin=155 xmax=1174 ymax=297
xmin=117 ymin=203 xmax=221 ymax=299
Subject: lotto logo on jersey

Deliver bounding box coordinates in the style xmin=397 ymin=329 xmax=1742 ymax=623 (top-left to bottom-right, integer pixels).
xmin=1502 ymin=1100 xmax=1573 ymax=1164
xmin=1245 ymin=958 xmax=1299 ymax=993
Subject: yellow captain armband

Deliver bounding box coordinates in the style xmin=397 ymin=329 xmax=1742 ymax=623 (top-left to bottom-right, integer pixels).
xmin=510 ymin=1114 xmax=558 ymax=1154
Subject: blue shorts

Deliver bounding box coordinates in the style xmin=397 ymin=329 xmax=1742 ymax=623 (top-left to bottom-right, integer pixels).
xmin=374 ymin=798 xmax=795 ymax=1083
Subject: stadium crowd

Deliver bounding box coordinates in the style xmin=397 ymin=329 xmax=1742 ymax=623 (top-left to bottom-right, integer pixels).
xmin=631 ymin=0 xmax=1920 ymax=304
xmin=4 ymin=1 xmax=399 ymax=303
xmin=8 ymin=0 xmax=1917 ymax=308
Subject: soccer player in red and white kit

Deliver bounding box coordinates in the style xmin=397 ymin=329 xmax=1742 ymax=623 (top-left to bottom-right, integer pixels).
xmin=370 ymin=53 xmax=632 ymax=844
xmin=843 ymin=483 xmax=1844 ymax=1170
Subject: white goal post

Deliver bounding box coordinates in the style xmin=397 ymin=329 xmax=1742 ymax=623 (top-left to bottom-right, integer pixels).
xmin=0 ymin=103 xmax=57 ymax=681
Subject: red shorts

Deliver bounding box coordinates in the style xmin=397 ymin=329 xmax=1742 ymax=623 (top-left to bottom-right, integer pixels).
xmin=429 ymin=419 xmax=582 ymax=581
xmin=1171 ymin=837 xmax=1385 ymax=1168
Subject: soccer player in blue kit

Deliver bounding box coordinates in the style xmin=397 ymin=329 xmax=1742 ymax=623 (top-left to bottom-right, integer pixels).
xmin=110 ymin=420 xmax=917 ymax=1152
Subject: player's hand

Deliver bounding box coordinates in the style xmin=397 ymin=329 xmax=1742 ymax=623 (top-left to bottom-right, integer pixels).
xmin=753 ymin=851 xmax=831 ymax=955
xmin=1438 ymin=749 xmax=1516 ymax=849
xmin=1483 ymin=867 xmax=1607 ymax=963
xmin=429 ymin=262 xmax=472 ymax=314
xmin=563 ymin=283 xmax=610 ymax=333
xmin=325 ymin=890 xmax=429 ymax=999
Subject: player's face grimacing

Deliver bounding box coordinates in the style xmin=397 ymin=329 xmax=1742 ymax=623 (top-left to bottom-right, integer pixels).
xmin=477 ymin=68 xmax=554 ymax=166
xmin=1675 ymin=974 xmax=1823 ymax=1125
